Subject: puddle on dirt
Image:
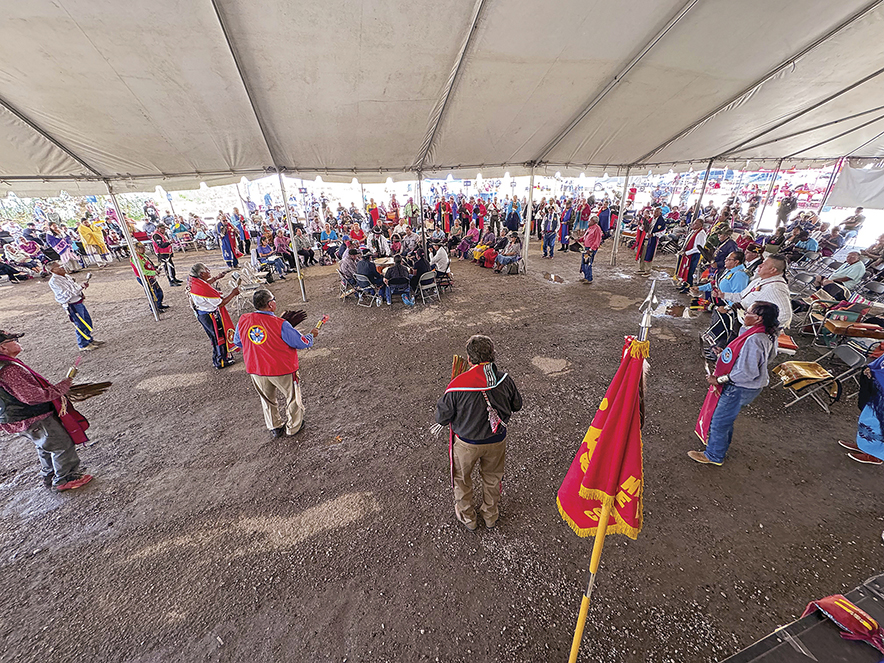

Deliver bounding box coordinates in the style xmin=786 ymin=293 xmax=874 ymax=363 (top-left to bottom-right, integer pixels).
xmin=542 ymin=272 xmax=565 ymax=283
xmin=651 ymin=298 xmax=693 ymax=319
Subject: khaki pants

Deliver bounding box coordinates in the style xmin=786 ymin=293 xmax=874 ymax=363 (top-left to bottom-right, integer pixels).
xmin=249 ymin=373 xmax=304 ymax=434
xmin=452 ymin=436 xmax=506 ymax=527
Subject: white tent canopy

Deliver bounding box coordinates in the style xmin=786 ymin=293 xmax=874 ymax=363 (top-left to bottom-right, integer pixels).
xmin=3 ymin=0 xmax=884 ymax=195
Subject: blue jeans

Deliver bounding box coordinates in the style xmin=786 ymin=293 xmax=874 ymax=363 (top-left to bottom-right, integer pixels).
xmin=66 ymin=301 xmax=94 ymax=349
xmin=137 ymin=277 xmax=164 ymax=308
xmin=685 ymin=252 xmax=702 ymax=286
xmin=704 ymin=384 xmax=762 ymax=463
xmin=543 ymin=233 xmax=555 ymax=257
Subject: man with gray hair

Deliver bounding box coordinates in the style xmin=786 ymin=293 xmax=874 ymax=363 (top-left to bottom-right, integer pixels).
xmin=234 ymin=289 xmax=320 ymax=438
xmin=435 ymin=335 xmax=522 ymax=531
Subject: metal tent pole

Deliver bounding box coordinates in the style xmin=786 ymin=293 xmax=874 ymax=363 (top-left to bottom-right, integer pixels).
xmin=105 ymin=181 xmax=159 ymax=322
xmin=278 ymin=171 xmax=307 ymax=302
xmin=417 ymin=172 xmax=427 ymax=254
xmin=521 ymin=166 xmax=535 ymax=271
xmin=817 ymin=158 xmax=845 ymax=214
xmin=755 ymin=158 xmax=783 ymax=231
xmin=610 ymin=166 xmax=631 ymax=266
xmin=692 ymin=159 xmax=714 ymax=222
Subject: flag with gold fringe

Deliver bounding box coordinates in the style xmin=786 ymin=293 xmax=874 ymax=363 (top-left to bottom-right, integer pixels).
xmin=557 ymin=335 xmax=646 ymax=540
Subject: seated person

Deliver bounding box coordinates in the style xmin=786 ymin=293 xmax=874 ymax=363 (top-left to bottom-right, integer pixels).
xmin=471 ymin=229 xmax=497 ymax=262
xmin=781 ymin=229 xmax=818 ymax=261
xmin=349 ymin=223 xmax=366 ymax=244
xmin=389 ymin=233 xmax=403 ymax=255
xmin=320 ymin=223 xmax=338 ymax=243
xmin=409 ymin=248 xmax=433 ymax=290
xmin=368 ymin=227 xmax=391 ymax=257
xmin=273 ymin=229 xmax=298 ymax=270
xmin=861 ymin=234 xmax=884 ymax=268
xmin=383 ymin=254 xmax=414 ymax=306
xmin=256 ymin=236 xmax=287 ymax=279
xmin=401 ymin=227 xmax=420 ymax=255
xmin=3 ymin=242 xmax=43 ymax=274
xmin=813 ymin=251 xmax=866 ymax=300
xmin=0 ymin=259 xmax=29 ymax=282
xmin=339 ymin=248 xmax=360 ymax=284
xmin=695 ymin=250 xmax=749 ymax=304
xmin=479 ymin=244 xmax=498 ymax=268
xmin=711 ymin=228 xmax=737 ymax=275
xmin=430 ymin=227 xmax=447 ymax=244
xmin=456 ymin=222 xmax=480 ymax=259
xmin=356 ymin=251 xmax=387 ymax=298
xmin=819 ymin=227 xmax=844 ymax=257
xmin=16 ymin=236 xmax=47 ymax=263
xmin=763 ymin=227 xmax=786 ymax=255
xmin=429 ymin=242 xmax=450 ymax=275
xmin=493 ymin=234 xmax=522 ymax=273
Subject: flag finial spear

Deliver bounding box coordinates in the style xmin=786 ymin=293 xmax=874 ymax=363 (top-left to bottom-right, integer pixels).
xmin=637 ymin=279 xmax=659 ymax=341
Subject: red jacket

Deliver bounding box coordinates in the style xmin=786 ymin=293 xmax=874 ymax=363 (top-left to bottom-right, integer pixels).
xmin=237 ymin=312 xmax=300 ymax=376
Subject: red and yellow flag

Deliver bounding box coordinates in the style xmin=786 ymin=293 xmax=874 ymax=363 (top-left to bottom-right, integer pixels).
xmin=557 ymin=336 xmax=646 ymax=539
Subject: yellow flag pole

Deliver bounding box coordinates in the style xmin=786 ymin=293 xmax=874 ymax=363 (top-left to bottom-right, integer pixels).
xmin=567 ymin=499 xmax=613 ymax=663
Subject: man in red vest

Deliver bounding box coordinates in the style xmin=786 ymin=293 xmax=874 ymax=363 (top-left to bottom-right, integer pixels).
xmin=234 ymin=289 xmax=320 ymax=438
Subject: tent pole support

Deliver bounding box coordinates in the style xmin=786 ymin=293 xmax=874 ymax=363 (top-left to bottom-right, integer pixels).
xmin=278 ymin=171 xmax=307 ymax=302
xmin=417 ymin=172 xmax=427 ymax=254
xmin=412 ymin=0 xmax=488 ymax=171
xmin=105 ymin=180 xmax=159 ymax=322
xmin=636 ymin=0 xmax=884 ymax=164
xmin=0 ymin=94 xmax=102 ymax=177
xmin=534 ymin=0 xmax=700 ymax=163
xmin=521 ymin=166 xmax=535 ymax=272
xmin=817 ymin=158 xmax=845 ymax=215
xmin=755 ymin=158 xmax=783 ymax=231
xmin=610 ymin=166 xmax=632 ymax=266
xmin=692 ymin=159 xmax=714 ymax=222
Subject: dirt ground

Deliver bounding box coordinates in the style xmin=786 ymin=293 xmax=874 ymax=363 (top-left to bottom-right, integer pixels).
xmin=0 ymin=240 xmax=880 ymax=663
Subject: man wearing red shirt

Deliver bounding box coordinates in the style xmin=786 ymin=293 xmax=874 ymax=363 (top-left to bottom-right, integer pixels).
xmin=0 ymin=330 xmax=93 ymax=492
xmin=234 ymin=290 xmax=320 ymax=438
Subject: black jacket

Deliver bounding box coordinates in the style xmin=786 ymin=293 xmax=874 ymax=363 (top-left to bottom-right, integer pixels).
xmin=435 ymin=364 xmax=522 ymax=442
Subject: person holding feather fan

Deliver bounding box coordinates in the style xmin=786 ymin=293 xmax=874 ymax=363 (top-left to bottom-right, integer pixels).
xmin=234 ymin=290 xmax=319 ymax=438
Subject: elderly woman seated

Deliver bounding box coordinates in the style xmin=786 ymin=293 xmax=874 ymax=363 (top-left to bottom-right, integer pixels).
xmin=4 ymin=241 xmax=45 ymax=275
xmin=471 ymin=229 xmax=497 ymax=262
xmin=456 ymin=222 xmax=480 ymax=260
xmin=257 ymin=236 xmax=287 ymax=279
xmin=492 ymin=233 xmax=522 ymax=273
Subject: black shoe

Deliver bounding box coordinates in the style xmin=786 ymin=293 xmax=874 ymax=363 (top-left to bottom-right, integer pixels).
xmin=271 ymin=426 xmax=286 ymax=438
xmin=169 ymin=282 xmax=182 ymax=287
xmin=158 ymin=304 xmax=171 ymax=310
xmin=42 ymin=474 xmax=54 ymax=489
xmin=172 ymin=279 xmax=184 ymax=284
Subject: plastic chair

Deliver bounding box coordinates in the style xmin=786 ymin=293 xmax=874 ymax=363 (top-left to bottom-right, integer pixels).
xmin=418 ymin=270 xmax=441 ymax=304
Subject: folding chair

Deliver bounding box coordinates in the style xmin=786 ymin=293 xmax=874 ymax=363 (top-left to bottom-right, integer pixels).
xmin=818 ymin=258 xmax=842 ymax=278
xmin=227 ymin=265 xmax=268 ymax=314
xmin=789 ymin=251 xmax=819 ymax=273
xmin=353 ymin=273 xmax=382 ymax=307
xmin=436 ymin=269 xmax=454 ymax=292
xmin=861 ymin=281 xmax=884 ymax=302
xmin=338 ymin=270 xmax=357 ymax=303
xmin=386 ymin=277 xmax=414 ymax=307
xmin=774 ymin=344 xmax=867 ymax=413
xmin=789 ymin=272 xmax=817 ymax=296
xmin=418 ymin=270 xmax=442 ymax=304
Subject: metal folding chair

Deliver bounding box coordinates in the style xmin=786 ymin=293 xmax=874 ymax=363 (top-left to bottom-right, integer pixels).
xmin=418 ymin=270 xmax=442 ymax=304
xmin=861 ymin=281 xmax=884 ymax=302
xmin=789 ymin=272 xmax=817 ymax=296
xmin=337 ymin=270 xmax=357 ymax=303
xmin=353 ymin=273 xmax=382 ymax=307
xmin=777 ymin=344 xmax=867 ymax=413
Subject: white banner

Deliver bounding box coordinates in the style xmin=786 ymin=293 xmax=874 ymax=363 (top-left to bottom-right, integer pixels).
xmin=828 ymin=166 xmax=884 ymax=209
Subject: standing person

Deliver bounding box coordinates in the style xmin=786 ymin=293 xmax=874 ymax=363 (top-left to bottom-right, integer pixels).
xmin=675 ymin=219 xmax=707 ymax=293
xmin=0 ymin=331 xmax=93 ymax=492
xmin=689 ymin=302 xmax=779 ymax=466
xmin=187 ymin=263 xmax=240 ymax=370
xmin=130 ymin=243 xmax=169 ymax=312
xmin=46 ymin=223 xmax=79 ymax=273
xmin=542 ymin=207 xmax=560 ymax=259
xmin=838 ymin=354 xmax=884 ymax=465
xmin=234 ymin=289 xmax=318 ymax=438
xmin=635 ymin=208 xmax=666 ymax=275
xmin=580 ymin=215 xmax=603 ymax=283
xmin=151 ymin=224 xmax=182 ymax=287
xmin=559 ymin=200 xmax=573 ymax=251
xmin=435 ymin=335 xmax=522 ymax=531
xmin=216 ymin=215 xmax=242 ymax=268
xmin=367 ymin=198 xmax=380 ymax=225
xmin=47 ymin=262 xmax=103 ymax=351
xmin=77 ymin=218 xmax=109 ymax=266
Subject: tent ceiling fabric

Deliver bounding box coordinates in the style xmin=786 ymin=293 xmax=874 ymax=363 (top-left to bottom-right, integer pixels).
xmin=2 ymin=0 xmax=884 ymax=197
